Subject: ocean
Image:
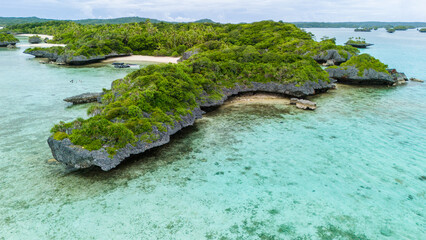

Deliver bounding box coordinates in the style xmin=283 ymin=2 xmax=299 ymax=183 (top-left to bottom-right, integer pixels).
xmin=0 ymin=29 xmax=424 ymax=239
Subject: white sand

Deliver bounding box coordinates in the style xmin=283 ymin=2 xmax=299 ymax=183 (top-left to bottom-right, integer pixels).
xmin=18 ymin=43 xmax=66 ymax=48
xmin=224 ymin=93 xmax=290 ymax=105
xmin=17 ymin=34 xmax=54 ymax=40
xmin=102 ymin=55 xmax=180 ymax=64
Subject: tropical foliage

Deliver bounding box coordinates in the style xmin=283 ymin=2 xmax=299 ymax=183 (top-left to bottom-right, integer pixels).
xmin=334 ymin=54 xmax=389 ymax=76
xmin=7 ymin=20 xmax=385 ymax=155
xmin=0 ymin=33 xmax=19 ymax=43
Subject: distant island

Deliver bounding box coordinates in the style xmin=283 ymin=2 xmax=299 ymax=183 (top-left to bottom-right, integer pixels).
xmin=1 ymin=17 xmax=426 ymax=29
xmin=345 ymin=37 xmax=373 ymax=48
xmin=1 ymin=20 xmax=410 ymax=171
xmin=0 ymin=16 xmax=215 ymax=26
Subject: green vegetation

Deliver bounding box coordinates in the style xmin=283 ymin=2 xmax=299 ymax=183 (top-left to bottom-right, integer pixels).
xmin=10 ymin=20 xmax=358 ymax=62
xmin=336 ymin=54 xmax=389 ymax=76
xmin=41 ymin=21 xmax=341 ymax=153
xmin=346 ymin=37 xmax=366 ymax=45
xmin=354 ymin=28 xmax=371 ymax=32
xmin=4 ymin=20 xmax=380 ymax=155
xmin=294 ymin=22 xmax=426 ymax=28
xmin=419 ymin=28 xmax=426 ymax=32
xmin=0 ymin=16 xmax=215 ymax=26
xmin=393 ymin=25 xmax=414 ymax=31
xmin=28 ymin=35 xmax=42 ymax=43
xmin=387 ymin=28 xmax=395 ymax=33
xmin=0 ymin=33 xmax=19 ymax=43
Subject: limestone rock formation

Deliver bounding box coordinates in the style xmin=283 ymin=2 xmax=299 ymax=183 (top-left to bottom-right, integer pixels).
xmin=312 ymin=49 xmax=352 ymax=65
xmin=49 ymin=79 xmax=335 ymax=171
xmin=63 ymin=92 xmax=103 ymax=105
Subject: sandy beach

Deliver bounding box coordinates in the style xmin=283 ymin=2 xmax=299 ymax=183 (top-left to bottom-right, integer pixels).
xmin=16 ymin=34 xmax=54 ymax=40
xmin=18 ymin=43 xmax=66 ymax=47
xmin=224 ymin=92 xmax=290 ymax=105
xmin=102 ymin=55 xmax=180 ymax=64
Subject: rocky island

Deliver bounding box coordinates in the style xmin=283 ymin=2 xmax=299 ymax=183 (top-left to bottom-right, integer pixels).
xmin=0 ymin=33 xmax=19 ymax=47
xmin=326 ymin=54 xmax=407 ymax=85
xmin=28 ymin=35 xmax=42 ymax=44
xmin=345 ymin=37 xmax=373 ymax=48
xmin=2 ymin=20 xmax=407 ymax=170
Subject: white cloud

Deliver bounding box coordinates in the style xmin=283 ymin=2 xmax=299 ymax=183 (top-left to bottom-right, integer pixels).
xmin=2 ymin=0 xmax=426 ymax=22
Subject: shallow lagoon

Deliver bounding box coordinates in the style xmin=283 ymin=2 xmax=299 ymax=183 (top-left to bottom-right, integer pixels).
xmin=0 ymin=31 xmax=425 ymax=239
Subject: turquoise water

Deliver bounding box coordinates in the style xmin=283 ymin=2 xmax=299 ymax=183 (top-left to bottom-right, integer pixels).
xmin=0 ymin=32 xmax=425 ymax=239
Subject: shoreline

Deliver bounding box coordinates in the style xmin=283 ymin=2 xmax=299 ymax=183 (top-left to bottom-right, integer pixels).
xmin=18 ymin=43 xmax=66 ymax=48
xmin=16 ymin=34 xmax=54 ymax=40
xmin=101 ymin=55 xmax=180 ymax=64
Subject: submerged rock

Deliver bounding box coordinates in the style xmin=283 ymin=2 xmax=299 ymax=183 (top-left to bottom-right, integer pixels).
xmin=290 ymin=98 xmax=317 ymax=110
xmin=410 ymin=77 xmax=424 ymax=83
xmin=49 ymin=80 xmax=334 ymax=171
xmin=63 ymin=92 xmax=103 ymax=105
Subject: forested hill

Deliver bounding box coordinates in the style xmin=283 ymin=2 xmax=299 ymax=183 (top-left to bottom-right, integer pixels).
xmin=293 ymin=22 xmax=426 ymax=28
xmin=0 ymin=17 xmax=215 ymax=26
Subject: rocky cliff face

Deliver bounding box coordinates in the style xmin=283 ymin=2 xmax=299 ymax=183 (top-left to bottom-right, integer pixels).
xmin=0 ymin=41 xmax=18 ymax=47
xmin=312 ymin=49 xmax=353 ymax=65
xmin=326 ymin=66 xmax=396 ymax=85
xmin=63 ymin=92 xmax=103 ymax=105
xmin=48 ymin=79 xmax=335 ymax=171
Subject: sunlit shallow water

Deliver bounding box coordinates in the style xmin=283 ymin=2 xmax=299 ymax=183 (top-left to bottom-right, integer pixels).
xmin=0 ymin=32 xmax=425 ymax=239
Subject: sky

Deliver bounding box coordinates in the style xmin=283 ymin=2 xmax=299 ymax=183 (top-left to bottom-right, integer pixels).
xmin=1 ymin=0 xmax=425 ymax=23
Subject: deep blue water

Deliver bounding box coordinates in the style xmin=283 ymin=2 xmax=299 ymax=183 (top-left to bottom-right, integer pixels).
xmin=0 ymin=31 xmax=425 ymax=239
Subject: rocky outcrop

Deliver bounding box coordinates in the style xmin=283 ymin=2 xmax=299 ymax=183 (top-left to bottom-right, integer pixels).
xmin=24 ymin=49 xmax=131 ymax=65
xmin=0 ymin=41 xmax=17 ymax=47
xmin=327 ymin=67 xmax=410 ymax=85
xmin=345 ymin=43 xmax=373 ymax=48
xmin=388 ymin=69 xmax=408 ymax=85
xmin=49 ymin=79 xmax=335 ymax=171
xmin=178 ymin=49 xmax=199 ymax=62
xmin=312 ymin=49 xmax=352 ymax=65
xmin=326 ymin=66 xmax=395 ymax=85
xmin=48 ymin=108 xmax=205 ymax=171
xmin=290 ymin=98 xmax=317 ymax=110
xmin=199 ymin=80 xmax=334 ymax=108
xmin=409 ymin=77 xmax=424 ymax=83
xmin=63 ymin=92 xmax=103 ymax=105
xmin=28 ymin=36 xmax=42 ymax=44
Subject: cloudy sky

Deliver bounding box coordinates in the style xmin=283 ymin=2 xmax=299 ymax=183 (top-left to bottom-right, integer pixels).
xmin=1 ymin=0 xmax=425 ymax=23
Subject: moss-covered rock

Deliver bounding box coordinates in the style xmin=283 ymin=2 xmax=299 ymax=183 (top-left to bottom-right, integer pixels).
xmin=326 ymin=54 xmax=395 ymax=85
xmin=0 ymin=33 xmax=19 ymax=47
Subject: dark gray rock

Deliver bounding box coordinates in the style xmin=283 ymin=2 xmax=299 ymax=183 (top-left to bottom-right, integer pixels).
xmin=63 ymin=92 xmax=103 ymax=105
xmin=24 ymin=50 xmax=130 ymax=65
xmin=0 ymin=41 xmax=17 ymax=47
xmin=345 ymin=43 xmax=374 ymax=48
xmin=48 ymin=108 xmax=205 ymax=171
xmin=326 ymin=66 xmax=395 ymax=85
xmin=199 ymin=80 xmax=334 ymax=108
xmin=178 ymin=49 xmax=199 ymax=62
xmin=49 ymin=79 xmax=334 ymax=171
xmin=312 ymin=49 xmax=352 ymax=65
xmin=28 ymin=36 xmax=42 ymax=44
